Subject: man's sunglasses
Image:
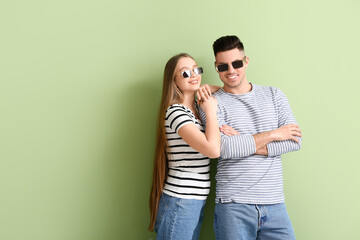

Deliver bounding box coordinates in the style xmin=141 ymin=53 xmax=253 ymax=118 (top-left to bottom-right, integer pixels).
xmin=180 ymin=67 xmax=204 ymax=78
xmin=215 ymin=56 xmax=246 ymax=72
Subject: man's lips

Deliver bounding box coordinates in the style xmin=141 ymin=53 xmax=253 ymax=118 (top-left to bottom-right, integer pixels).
xmin=227 ymin=74 xmax=238 ymax=81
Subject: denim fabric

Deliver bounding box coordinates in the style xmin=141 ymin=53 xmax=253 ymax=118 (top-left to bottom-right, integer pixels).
xmin=214 ymin=202 xmax=295 ymax=240
xmin=154 ymin=193 xmax=206 ymax=240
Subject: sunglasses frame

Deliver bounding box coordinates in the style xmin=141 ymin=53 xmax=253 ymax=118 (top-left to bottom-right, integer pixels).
xmin=215 ymin=56 xmax=247 ymax=72
xmin=180 ymin=67 xmax=204 ymax=78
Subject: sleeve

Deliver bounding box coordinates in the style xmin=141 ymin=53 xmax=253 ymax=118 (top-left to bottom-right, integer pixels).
xmin=220 ymin=134 xmax=256 ymax=159
xmin=266 ymin=88 xmax=302 ymax=157
xmin=166 ymin=106 xmax=194 ymax=133
xmin=199 ymin=101 xmax=256 ymax=159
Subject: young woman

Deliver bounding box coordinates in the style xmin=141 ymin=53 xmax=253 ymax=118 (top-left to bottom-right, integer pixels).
xmin=148 ymin=53 xmax=220 ymax=240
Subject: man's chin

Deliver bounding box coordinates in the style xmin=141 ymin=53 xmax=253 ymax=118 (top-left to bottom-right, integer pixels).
xmin=225 ymin=83 xmax=240 ymax=88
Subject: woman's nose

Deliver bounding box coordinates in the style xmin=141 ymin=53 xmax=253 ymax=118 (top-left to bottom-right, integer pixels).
xmin=191 ymin=69 xmax=198 ymax=77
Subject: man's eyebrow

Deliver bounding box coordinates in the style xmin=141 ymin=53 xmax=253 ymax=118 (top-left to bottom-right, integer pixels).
xmin=217 ymin=59 xmax=242 ymax=64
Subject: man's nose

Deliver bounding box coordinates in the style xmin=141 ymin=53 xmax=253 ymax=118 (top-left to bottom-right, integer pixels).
xmin=226 ymin=63 xmax=235 ymax=73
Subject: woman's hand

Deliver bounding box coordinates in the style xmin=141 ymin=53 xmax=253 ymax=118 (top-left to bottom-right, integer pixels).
xmin=196 ymin=84 xmax=212 ymax=101
xmin=197 ymin=84 xmax=217 ymax=115
xmin=220 ymin=125 xmax=240 ymax=136
xmin=196 ymin=84 xmax=221 ymax=101
xmin=199 ymin=96 xmax=218 ymax=116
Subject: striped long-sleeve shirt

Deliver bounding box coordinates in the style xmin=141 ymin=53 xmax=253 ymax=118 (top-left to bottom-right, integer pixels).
xmin=163 ymin=104 xmax=210 ymax=200
xmin=199 ymin=84 xmax=301 ymax=204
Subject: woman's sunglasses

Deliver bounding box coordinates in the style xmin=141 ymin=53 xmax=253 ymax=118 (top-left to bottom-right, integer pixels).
xmin=215 ymin=56 xmax=246 ymax=72
xmin=180 ymin=67 xmax=204 ymax=78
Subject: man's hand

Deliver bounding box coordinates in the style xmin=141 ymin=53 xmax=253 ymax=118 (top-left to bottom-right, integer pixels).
xmin=220 ymin=125 xmax=240 ymax=136
xmin=270 ymin=124 xmax=302 ymax=143
xmin=253 ymin=124 xmax=302 ymax=155
xmin=255 ymin=146 xmax=268 ymax=156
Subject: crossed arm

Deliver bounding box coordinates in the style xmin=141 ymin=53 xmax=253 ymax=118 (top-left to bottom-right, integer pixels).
xmin=198 ymin=85 xmax=302 ymax=158
xmin=220 ymin=124 xmax=302 ymax=157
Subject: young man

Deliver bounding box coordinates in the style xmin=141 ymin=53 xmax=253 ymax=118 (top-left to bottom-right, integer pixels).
xmin=199 ymin=35 xmax=302 ymax=240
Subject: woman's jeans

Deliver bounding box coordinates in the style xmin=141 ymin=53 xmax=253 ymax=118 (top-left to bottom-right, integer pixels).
xmin=214 ymin=202 xmax=296 ymax=240
xmin=154 ymin=193 xmax=206 ymax=240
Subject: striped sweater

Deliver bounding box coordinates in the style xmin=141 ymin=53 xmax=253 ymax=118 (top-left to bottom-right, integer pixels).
xmin=199 ymin=84 xmax=301 ymax=204
xmin=163 ymin=104 xmax=210 ymax=200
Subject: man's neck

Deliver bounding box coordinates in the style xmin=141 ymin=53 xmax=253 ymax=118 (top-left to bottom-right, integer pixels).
xmin=223 ymin=81 xmax=252 ymax=95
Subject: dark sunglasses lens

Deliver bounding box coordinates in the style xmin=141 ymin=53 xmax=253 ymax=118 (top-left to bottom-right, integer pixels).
xmin=194 ymin=67 xmax=203 ymax=75
xmin=232 ymin=60 xmax=244 ymax=69
xmin=182 ymin=70 xmax=191 ymax=78
xmin=217 ymin=64 xmax=228 ymax=72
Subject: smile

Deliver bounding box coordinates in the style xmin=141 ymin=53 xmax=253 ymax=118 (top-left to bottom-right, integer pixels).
xmin=227 ymin=74 xmax=238 ymax=80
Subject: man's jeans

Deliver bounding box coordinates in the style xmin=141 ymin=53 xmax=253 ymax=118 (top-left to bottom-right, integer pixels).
xmin=214 ymin=202 xmax=296 ymax=240
xmin=155 ymin=193 xmax=206 ymax=240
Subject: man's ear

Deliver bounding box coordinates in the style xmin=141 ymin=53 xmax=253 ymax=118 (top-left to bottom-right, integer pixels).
xmin=244 ymin=56 xmax=249 ymax=67
xmin=214 ymin=61 xmax=219 ymax=73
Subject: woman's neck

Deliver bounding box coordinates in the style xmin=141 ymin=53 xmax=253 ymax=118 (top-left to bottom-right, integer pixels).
xmin=180 ymin=92 xmax=196 ymax=112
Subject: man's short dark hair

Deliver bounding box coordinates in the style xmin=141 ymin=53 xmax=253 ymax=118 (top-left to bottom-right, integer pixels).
xmin=213 ymin=35 xmax=244 ymax=56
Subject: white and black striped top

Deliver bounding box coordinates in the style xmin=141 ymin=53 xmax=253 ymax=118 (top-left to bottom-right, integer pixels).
xmin=199 ymin=84 xmax=301 ymax=204
xmin=163 ymin=104 xmax=210 ymax=200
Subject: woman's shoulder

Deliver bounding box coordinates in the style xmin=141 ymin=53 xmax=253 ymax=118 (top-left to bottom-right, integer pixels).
xmin=166 ymin=104 xmax=195 ymax=119
xmin=167 ymin=103 xmax=185 ymax=110
xmin=166 ymin=104 xmax=187 ymax=114
xmin=166 ymin=103 xmax=186 ymax=113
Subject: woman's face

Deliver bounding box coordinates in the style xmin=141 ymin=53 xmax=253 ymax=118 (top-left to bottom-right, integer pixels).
xmin=174 ymin=57 xmax=202 ymax=93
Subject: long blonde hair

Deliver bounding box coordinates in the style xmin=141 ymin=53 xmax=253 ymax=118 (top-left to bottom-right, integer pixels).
xmin=148 ymin=53 xmax=193 ymax=231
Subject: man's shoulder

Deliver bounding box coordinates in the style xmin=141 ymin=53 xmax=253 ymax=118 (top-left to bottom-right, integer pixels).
xmin=213 ymin=88 xmax=233 ymax=99
xmin=254 ymin=83 xmax=278 ymax=91
xmin=212 ymin=88 xmax=224 ymax=97
xmin=213 ymin=89 xmax=232 ymax=105
xmin=253 ymin=84 xmax=282 ymax=97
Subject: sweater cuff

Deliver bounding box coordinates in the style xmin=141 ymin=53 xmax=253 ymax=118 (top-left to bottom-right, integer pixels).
xmin=221 ymin=134 xmax=256 ymax=158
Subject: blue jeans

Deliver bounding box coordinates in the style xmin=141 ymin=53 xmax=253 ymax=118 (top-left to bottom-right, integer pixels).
xmin=214 ymin=202 xmax=295 ymax=240
xmin=154 ymin=193 xmax=206 ymax=240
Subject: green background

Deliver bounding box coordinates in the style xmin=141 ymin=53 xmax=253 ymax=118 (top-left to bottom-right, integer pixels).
xmin=1 ymin=0 xmax=359 ymax=239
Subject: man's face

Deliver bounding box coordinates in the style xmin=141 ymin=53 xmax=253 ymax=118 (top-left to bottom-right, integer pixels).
xmin=215 ymin=48 xmax=248 ymax=92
